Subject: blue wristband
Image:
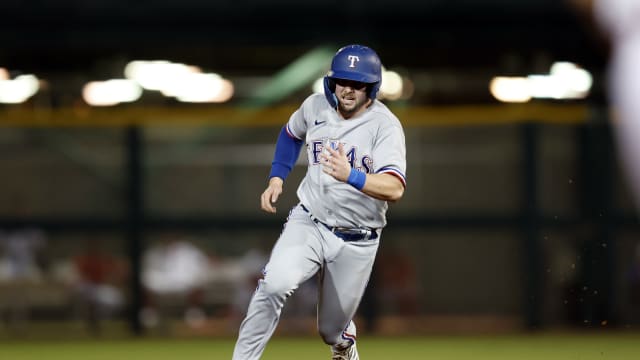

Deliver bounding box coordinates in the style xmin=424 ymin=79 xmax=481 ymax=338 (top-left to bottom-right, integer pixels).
xmin=347 ymin=168 xmax=366 ymax=190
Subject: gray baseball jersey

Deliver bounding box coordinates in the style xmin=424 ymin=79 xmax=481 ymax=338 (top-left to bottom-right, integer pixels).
xmin=286 ymin=93 xmax=407 ymax=229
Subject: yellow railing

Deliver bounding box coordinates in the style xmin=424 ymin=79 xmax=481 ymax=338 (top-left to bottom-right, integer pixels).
xmin=0 ymin=103 xmax=591 ymax=127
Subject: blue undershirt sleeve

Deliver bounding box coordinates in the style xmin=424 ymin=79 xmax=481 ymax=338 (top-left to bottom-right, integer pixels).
xmin=269 ymin=126 xmax=304 ymax=181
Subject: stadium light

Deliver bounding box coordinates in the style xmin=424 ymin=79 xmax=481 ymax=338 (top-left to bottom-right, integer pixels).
xmin=312 ymin=77 xmax=324 ymax=95
xmin=489 ymin=76 xmax=532 ymax=103
xmin=82 ymin=79 xmax=142 ymax=106
xmin=125 ymin=60 xmax=202 ymax=92
xmin=124 ymin=60 xmax=234 ymax=103
xmin=549 ymin=61 xmax=593 ymax=97
xmin=379 ymin=70 xmax=404 ymax=100
xmin=490 ymin=61 xmax=593 ymax=102
xmin=171 ymin=74 xmax=234 ymax=103
xmin=0 ymin=74 xmax=40 ymax=104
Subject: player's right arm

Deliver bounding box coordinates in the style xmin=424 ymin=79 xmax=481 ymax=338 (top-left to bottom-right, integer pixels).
xmin=260 ymin=96 xmax=315 ymax=213
xmin=261 ymin=125 xmax=304 ymax=213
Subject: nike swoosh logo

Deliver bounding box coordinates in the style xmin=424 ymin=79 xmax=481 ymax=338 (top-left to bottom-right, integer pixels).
xmin=314 ymin=119 xmax=326 ymax=125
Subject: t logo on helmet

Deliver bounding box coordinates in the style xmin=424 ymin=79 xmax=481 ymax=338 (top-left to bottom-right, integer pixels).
xmin=347 ymin=55 xmax=360 ymax=68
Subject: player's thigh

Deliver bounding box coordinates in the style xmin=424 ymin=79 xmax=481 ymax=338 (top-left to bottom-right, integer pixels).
xmin=318 ymin=238 xmax=379 ymax=324
xmin=262 ymin=214 xmax=323 ymax=294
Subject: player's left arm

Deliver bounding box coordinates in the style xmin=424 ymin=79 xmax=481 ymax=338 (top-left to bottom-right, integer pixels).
xmin=359 ymin=172 xmax=405 ymax=202
xmin=321 ymin=144 xmax=405 ymax=202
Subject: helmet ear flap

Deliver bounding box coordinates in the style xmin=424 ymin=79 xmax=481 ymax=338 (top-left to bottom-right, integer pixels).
xmin=326 ymin=77 xmax=336 ymax=92
xmin=368 ymin=82 xmax=381 ymax=100
xmin=323 ymin=76 xmax=338 ymax=108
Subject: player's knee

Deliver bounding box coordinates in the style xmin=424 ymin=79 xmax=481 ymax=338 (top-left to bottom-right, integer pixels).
xmin=258 ymin=277 xmax=297 ymax=300
xmin=317 ymin=323 xmax=342 ymax=345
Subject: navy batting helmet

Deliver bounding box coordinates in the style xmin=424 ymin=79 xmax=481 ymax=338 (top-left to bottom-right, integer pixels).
xmin=323 ymin=45 xmax=382 ymax=108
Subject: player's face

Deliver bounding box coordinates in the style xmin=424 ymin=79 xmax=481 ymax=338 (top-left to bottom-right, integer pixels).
xmin=334 ymin=78 xmax=371 ymax=119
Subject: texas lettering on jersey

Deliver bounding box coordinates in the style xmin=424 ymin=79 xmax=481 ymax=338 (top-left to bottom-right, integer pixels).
xmin=309 ymin=139 xmax=373 ymax=174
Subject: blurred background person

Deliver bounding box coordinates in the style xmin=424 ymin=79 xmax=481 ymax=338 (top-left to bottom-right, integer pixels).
xmin=140 ymin=234 xmax=211 ymax=330
xmin=594 ymin=0 xmax=640 ymax=208
xmin=72 ymin=240 xmax=128 ymax=335
xmin=569 ymin=0 xmax=640 ymax=205
xmin=0 ymin=227 xmax=48 ymax=282
xmin=595 ymin=0 xmax=640 ymax=207
xmin=0 ymin=227 xmax=49 ymax=332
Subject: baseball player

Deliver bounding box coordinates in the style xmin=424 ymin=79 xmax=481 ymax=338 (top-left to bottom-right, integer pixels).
xmin=232 ymin=44 xmax=407 ymax=360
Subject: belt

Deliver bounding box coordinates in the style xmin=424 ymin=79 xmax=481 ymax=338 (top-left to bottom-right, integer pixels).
xmin=300 ymin=204 xmax=378 ymax=242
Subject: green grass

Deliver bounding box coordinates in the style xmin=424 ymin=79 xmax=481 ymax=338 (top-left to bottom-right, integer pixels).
xmin=0 ymin=334 xmax=639 ymax=359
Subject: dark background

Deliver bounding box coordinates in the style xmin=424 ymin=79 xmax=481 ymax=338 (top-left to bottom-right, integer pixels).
xmin=0 ymin=0 xmax=607 ymax=103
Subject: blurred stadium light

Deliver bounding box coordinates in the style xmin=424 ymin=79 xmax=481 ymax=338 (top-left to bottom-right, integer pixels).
xmin=490 ymin=61 xmax=593 ymax=103
xmin=489 ymin=77 xmax=533 ymax=103
xmin=543 ymin=61 xmax=593 ymax=98
xmin=124 ymin=60 xmax=234 ymax=104
xmin=379 ymin=69 xmax=405 ymax=100
xmin=168 ymin=74 xmax=234 ymax=103
xmin=82 ymin=79 xmax=142 ymax=106
xmin=124 ymin=61 xmax=201 ymax=92
xmin=0 ymin=74 xmax=40 ymax=104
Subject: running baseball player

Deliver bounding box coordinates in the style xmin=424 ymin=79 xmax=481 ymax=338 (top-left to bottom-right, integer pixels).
xmin=232 ymin=44 xmax=407 ymax=360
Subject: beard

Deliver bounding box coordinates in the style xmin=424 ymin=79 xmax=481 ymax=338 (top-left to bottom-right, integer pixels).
xmin=336 ymin=93 xmax=370 ymax=118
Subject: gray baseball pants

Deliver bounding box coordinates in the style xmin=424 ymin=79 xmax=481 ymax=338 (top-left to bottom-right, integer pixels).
xmin=232 ymin=204 xmax=380 ymax=359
